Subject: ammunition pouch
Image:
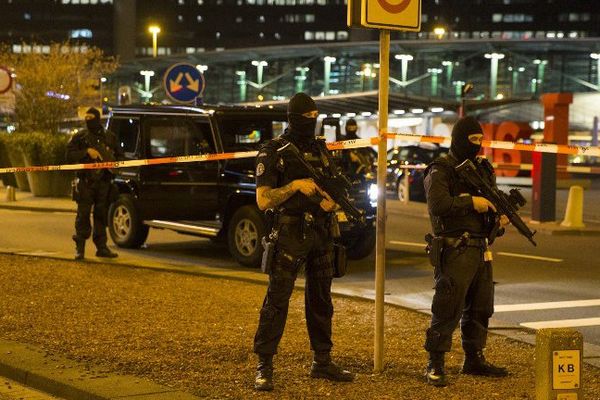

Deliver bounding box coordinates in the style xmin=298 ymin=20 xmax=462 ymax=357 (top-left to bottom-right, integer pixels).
xmin=261 ymin=236 xmax=275 ymax=275
xmin=425 ymin=233 xmax=445 ymax=269
xmin=332 ymin=242 xmax=347 ymax=278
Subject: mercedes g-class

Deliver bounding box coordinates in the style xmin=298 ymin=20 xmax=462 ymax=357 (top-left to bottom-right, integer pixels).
xmin=107 ymin=105 xmax=376 ymax=267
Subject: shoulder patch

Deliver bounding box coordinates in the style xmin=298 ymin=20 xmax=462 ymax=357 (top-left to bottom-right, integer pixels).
xmin=256 ymin=163 xmax=265 ymax=177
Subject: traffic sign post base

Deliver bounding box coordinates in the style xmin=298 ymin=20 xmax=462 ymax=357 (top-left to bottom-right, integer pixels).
xmin=536 ymin=328 xmax=583 ymax=400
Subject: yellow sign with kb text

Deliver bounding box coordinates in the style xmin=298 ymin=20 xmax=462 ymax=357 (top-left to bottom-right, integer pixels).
xmin=351 ymin=0 xmax=421 ymax=31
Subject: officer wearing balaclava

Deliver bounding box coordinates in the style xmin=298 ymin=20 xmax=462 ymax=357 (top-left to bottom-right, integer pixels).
xmin=341 ymin=118 xmax=375 ymax=180
xmin=344 ymin=118 xmax=359 ymax=140
xmin=252 ymin=93 xmax=354 ymax=391
xmin=66 ymin=107 xmax=119 ymax=260
xmin=421 ymin=116 xmax=510 ymax=387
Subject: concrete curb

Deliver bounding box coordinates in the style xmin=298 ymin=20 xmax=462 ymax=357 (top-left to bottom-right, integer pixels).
xmin=1 ymin=248 xmax=599 ymax=400
xmin=0 ymin=340 xmax=200 ymax=400
xmin=0 ymin=204 xmax=75 ymax=214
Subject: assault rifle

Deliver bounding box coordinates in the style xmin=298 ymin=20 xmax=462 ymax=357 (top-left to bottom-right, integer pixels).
xmin=277 ymin=141 xmax=366 ymax=226
xmin=455 ymin=159 xmax=537 ymax=246
xmin=81 ymin=130 xmax=117 ymax=174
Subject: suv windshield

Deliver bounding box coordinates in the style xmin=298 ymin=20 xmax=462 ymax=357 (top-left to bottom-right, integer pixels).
xmin=218 ymin=116 xmax=287 ymax=152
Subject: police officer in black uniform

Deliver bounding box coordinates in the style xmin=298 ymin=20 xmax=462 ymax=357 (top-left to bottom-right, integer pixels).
xmin=253 ymin=93 xmax=354 ymax=391
xmin=66 ymin=107 xmax=119 ymax=260
xmin=341 ymin=118 xmax=375 ymax=181
xmin=423 ymin=116 xmax=509 ymax=386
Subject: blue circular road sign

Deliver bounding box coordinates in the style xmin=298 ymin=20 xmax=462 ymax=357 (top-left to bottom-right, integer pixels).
xmin=163 ymin=63 xmax=206 ymax=103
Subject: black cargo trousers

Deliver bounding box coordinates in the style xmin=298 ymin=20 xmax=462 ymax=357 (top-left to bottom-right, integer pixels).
xmin=73 ymin=176 xmax=111 ymax=249
xmin=424 ymin=242 xmax=494 ymax=354
xmin=254 ymin=216 xmax=335 ymax=356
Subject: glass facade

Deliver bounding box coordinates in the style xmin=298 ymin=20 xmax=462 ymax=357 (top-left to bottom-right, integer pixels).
xmin=0 ymin=0 xmax=597 ymax=59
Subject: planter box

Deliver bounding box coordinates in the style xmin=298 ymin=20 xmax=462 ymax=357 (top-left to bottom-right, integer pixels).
xmin=0 ymin=139 xmax=18 ymax=188
xmin=23 ymin=153 xmax=73 ymax=197
xmin=6 ymin=148 xmax=30 ymax=192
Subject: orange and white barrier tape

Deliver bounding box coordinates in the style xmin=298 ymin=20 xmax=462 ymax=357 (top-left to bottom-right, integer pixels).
xmin=0 ymin=133 xmax=599 ymax=175
xmin=383 ymin=132 xmax=600 ymax=158
xmin=0 ymin=151 xmax=258 ymax=174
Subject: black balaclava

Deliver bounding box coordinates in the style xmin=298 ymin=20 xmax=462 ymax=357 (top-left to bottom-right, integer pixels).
xmin=287 ymin=92 xmax=318 ymax=141
xmin=345 ymin=118 xmax=358 ymax=140
xmin=450 ymin=116 xmax=483 ymax=162
xmin=85 ymin=107 xmax=102 ymax=135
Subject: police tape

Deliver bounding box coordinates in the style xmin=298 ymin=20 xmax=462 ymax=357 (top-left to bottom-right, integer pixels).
xmin=0 ymin=133 xmax=599 ymax=175
xmin=394 ymin=163 xmax=600 ymax=175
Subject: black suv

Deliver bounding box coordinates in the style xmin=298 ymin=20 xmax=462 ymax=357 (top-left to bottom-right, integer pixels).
xmin=106 ymin=105 xmax=376 ymax=267
xmin=386 ymin=144 xmax=449 ymax=202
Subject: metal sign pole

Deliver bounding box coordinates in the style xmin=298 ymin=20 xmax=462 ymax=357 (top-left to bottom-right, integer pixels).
xmin=374 ymin=28 xmax=390 ymax=373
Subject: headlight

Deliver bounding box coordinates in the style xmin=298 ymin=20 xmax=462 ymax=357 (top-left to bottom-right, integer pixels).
xmin=368 ymin=183 xmax=378 ymax=205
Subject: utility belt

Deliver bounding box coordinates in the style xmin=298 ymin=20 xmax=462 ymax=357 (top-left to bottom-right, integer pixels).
xmin=277 ymin=212 xmax=329 ymax=225
xmin=442 ymin=235 xmax=487 ymax=248
xmin=261 ymin=210 xmax=346 ymax=278
xmin=425 ymin=232 xmax=491 ymax=269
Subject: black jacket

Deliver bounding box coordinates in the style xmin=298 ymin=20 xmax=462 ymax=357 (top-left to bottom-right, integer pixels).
xmin=66 ymin=128 xmax=120 ymax=180
xmin=424 ymin=154 xmax=497 ymax=237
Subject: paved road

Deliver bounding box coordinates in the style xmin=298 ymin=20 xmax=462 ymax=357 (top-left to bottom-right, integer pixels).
xmin=1 ymin=205 xmax=600 ymax=349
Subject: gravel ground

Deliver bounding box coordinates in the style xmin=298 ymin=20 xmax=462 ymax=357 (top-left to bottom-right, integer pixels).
xmin=0 ymin=254 xmax=599 ymax=399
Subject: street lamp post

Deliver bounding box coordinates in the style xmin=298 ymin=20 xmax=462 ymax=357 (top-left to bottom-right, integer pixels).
xmin=323 ymin=56 xmax=336 ymax=95
xmin=591 ymin=53 xmax=600 ymax=89
xmin=533 ymin=59 xmax=547 ymax=96
xmin=427 ymin=68 xmax=442 ymax=97
xmin=148 ymin=25 xmax=161 ymax=58
xmin=509 ymin=66 xmax=525 ymax=96
xmin=485 ymin=53 xmax=505 ymax=99
xmin=99 ymin=77 xmax=107 ymax=107
xmin=442 ymin=60 xmax=454 ymax=87
xmin=139 ymin=70 xmax=155 ymax=102
xmin=251 ymin=60 xmax=268 ymax=87
xmin=236 ymin=71 xmax=247 ymax=102
xmin=295 ymin=67 xmax=309 ymax=93
xmin=453 ymin=80 xmax=465 ymax=101
xmin=394 ymin=54 xmax=413 ymax=86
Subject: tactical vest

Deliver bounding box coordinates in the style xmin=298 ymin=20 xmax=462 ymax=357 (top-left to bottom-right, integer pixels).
xmin=425 ymin=155 xmax=496 ymax=237
xmin=269 ymin=134 xmax=333 ymax=216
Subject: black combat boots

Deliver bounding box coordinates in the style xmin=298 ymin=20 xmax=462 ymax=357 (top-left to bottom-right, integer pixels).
xmin=96 ymin=247 xmax=118 ymax=258
xmin=462 ymin=350 xmax=508 ymax=377
xmin=73 ymin=238 xmax=85 ymax=260
xmin=310 ymin=352 xmax=354 ymax=382
xmin=425 ymin=351 xmax=447 ymax=387
xmin=254 ymin=354 xmax=274 ymax=391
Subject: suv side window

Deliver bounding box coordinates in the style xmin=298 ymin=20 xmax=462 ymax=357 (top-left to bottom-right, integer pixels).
xmin=109 ymin=117 xmax=140 ymax=159
xmin=145 ymin=117 xmax=213 ymax=158
xmin=218 ymin=116 xmax=287 ymax=152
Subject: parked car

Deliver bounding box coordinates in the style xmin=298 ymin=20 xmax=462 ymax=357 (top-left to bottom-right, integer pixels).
xmin=106 ymin=105 xmax=376 ymax=267
xmin=386 ymin=144 xmax=449 ymax=202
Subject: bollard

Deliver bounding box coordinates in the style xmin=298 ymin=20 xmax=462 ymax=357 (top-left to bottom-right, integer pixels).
xmin=560 ymin=186 xmax=585 ymax=228
xmin=5 ymin=185 xmax=16 ymax=202
xmin=536 ymin=328 xmax=583 ymax=400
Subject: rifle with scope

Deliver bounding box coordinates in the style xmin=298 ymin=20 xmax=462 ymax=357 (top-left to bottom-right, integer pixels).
xmin=455 ymin=159 xmax=537 ymax=246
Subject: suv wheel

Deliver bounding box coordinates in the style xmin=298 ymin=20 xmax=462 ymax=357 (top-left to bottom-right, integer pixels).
xmin=344 ymin=227 xmax=376 ymax=260
xmin=228 ymin=205 xmax=266 ymax=268
xmin=108 ymin=194 xmax=149 ymax=248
